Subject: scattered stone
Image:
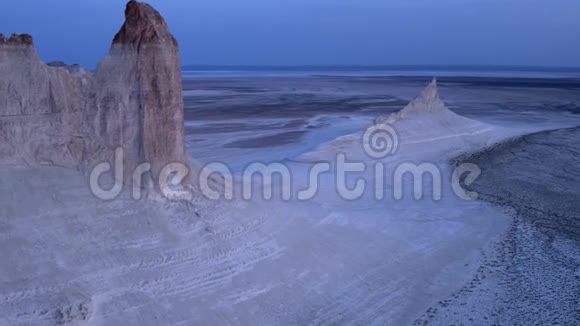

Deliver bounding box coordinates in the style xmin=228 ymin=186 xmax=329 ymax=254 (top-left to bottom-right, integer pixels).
xmin=55 ymin=302 xmax=92 ymax=325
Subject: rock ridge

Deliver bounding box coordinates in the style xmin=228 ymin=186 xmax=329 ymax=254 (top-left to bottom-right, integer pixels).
xmin=0 ymin=33 xmax=33 ymax=46
xmin=0 ymin=1 xmax=191 ymax=194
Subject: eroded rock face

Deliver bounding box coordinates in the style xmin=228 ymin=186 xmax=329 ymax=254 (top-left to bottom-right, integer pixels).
xmin=46 ymin=61 xmax=90 ymax=77
xmin=84 ymin=0 xmax=189 ymax=188
xmin=0 ymin=1 xmax=191 ymax=192
xmin=0 ymin=34 xmax=88 ymax=167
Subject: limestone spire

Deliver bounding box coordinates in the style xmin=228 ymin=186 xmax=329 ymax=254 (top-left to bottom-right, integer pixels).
xmin=403 ymin=77 xmax=445 ymax=113
xmin=376 ymin=78 xmax=447 ymax=124
xmin=87 ymin=0 xmax=189 ymax=190
xmin=415 ymin=77 xmax=440 ymax=103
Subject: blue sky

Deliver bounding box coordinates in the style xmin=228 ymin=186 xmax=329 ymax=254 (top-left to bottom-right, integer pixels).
xmin=2 ymin=0 xmax=579 ymax=69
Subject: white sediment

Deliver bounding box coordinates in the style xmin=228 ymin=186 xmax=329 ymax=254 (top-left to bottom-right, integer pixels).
xmin=5 ymin=79 xmax=575 ymax=325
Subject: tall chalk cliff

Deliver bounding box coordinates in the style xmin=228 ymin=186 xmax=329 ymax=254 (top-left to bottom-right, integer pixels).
xmin=0 ymin=0 xmax=191 ymax=191
xmin=85 ymin=0 xmax=189 ymax=187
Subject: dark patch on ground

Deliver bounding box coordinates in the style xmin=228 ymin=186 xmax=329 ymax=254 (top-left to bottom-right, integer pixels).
xmin=416 ymin=127 xmax=580 ymax=325
xmin=186 ymin=119 xmax=307 ymax=135
xmin=222 ymin=131 xmax=308 ymax=148
xmin=553 ymin=102 xmax=580 ymax=114
xmin=334 ymin=76 xmax=580 ymax=89
xmin=183 ymin=94 xmax=403 ymax=120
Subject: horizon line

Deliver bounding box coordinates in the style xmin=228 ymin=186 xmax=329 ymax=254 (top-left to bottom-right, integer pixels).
xmin=180 ymin=64 xmax=580 ymax=72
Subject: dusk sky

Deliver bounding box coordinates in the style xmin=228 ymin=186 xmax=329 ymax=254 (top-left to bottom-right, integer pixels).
xmin=2 ymin=0 xmax=579 ymax=69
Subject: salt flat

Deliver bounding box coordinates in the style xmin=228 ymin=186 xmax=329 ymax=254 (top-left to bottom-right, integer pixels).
xmin=2 ymin=76 xmax=580 ymax=325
